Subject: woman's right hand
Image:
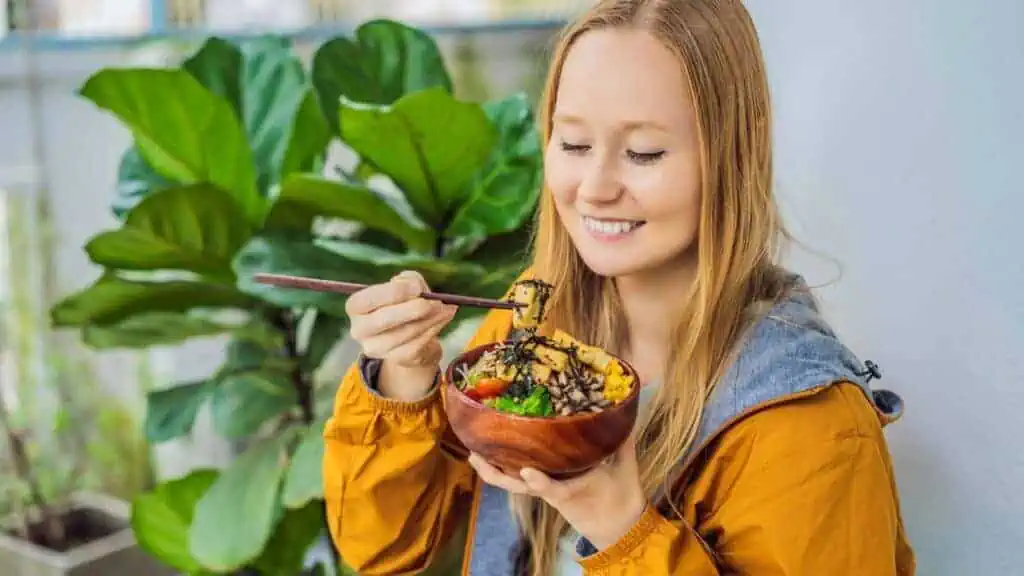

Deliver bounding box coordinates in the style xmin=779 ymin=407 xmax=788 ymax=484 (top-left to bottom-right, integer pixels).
xmin=346 ymin=270 xmax=458 ymax=401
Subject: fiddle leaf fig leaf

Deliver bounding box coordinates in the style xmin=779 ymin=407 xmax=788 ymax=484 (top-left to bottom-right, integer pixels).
xmin=302 ymin=311 xmax=348 ymax=373
xmin=83 ymin=312 xmax=235 ymax=350
xmin=311 ymin=18 xmax=452 ymax=130
xmin=266 ymin=174 xmax=434 ymax=252
xmin=209 ymin=370 xmax=297 ymax=439
xmin=113 ymin=146 xmax=176 ymax=220
xmin=280 ymin=422 xmax=326 ymax=509
xmin=338 ymin=88 xmax=496 ymax=226
xmin=85 ymin=185 xmax=254 ymax=279
xmin=144 ymin=380 xmax=214 ymax=444
xmin=445 ymin=93 xmax=542 ymax=246
xmin=250 ymin=500 xmax=325 ymax=575
xmin=189 ymin=437 xmax=290 ymax=571
xmin=233 ymin=235 xmax=392 ymax=315
xmin=131 ymin=469 xmax=220 ymax=574
xmin=79 ymin=68 xmax=263 ymax=224
xmin=280 ymin=90 xmax=332 ymax=178
xmin=51 ymin=273 xmax=255 ymax=328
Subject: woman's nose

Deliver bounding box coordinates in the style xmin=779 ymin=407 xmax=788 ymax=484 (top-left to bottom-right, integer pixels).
xmin=576 ymin=160 xmax=622 ymax=204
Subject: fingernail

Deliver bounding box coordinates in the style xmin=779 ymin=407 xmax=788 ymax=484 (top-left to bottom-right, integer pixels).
xmin=520 ymin=469 xmax=536 ymax=482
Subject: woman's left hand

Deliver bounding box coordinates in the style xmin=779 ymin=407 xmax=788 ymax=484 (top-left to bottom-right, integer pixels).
xmin=467 ymin=433 xmax=647 ymax=551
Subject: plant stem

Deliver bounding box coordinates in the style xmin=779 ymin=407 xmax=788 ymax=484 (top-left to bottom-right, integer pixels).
xmin=0 ymin=383 xmax=64 ymax=545
xmin=281 ymin=311 xmax=313 ymax=425
xmin=277 ymin=309 xmax=342 ymax=571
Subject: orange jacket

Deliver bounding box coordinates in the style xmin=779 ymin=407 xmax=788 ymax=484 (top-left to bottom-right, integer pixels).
xmin=323 ymin=300 xmax=915 ymax=575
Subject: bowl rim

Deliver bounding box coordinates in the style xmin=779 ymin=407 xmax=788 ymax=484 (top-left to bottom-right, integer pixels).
xmin=442 ymin=339 xmax=642 ymax=424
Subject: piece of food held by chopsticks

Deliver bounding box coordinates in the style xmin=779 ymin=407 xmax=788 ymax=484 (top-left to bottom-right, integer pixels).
xmin=455 ymin=278 xmax=636 ymax=417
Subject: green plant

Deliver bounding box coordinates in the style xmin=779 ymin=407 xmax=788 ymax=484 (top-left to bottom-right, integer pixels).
xmin=0 ymin=192 xmax=154 ymax=548
xmin=49 ymin=18 xmax=541 ymax=575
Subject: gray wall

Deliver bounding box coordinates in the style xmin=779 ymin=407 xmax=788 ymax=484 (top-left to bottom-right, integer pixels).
xmin=748 ymin=0 xmax=1024 ymax=574
xmin=1 ymin=1 xmax=1023 ymax=573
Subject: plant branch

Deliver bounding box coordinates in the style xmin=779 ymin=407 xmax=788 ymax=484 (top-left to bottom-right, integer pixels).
xmin=0 ymin=385 xmax=64 ymax=545
xmin=279 ymin=310 xmax=314 ymax=425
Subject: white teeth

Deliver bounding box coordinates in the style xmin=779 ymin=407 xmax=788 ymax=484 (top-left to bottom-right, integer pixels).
xmin=583 ymin=216 xmax=641 ymax=235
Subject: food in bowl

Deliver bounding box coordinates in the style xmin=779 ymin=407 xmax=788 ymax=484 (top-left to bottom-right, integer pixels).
xmin=454 ymin=279 xmax=636 ymax=417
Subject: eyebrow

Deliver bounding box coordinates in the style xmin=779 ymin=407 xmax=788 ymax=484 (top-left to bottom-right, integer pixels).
xmin=552 ymin=113 xmax=670 ymax=133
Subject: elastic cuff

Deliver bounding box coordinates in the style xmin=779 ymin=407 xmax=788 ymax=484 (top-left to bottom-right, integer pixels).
xmin=355 ymin=355 xmax=441 ymax=414
xmin=576 ymin=504 xmax=675 ymax=570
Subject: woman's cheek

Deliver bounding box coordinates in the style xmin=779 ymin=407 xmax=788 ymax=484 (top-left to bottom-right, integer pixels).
xmin=543 ymin=155 xmax=578 ymax=204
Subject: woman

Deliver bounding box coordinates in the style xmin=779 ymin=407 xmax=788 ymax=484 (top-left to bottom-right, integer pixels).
xmin=323 ymin=0 xmax=916 ymax=574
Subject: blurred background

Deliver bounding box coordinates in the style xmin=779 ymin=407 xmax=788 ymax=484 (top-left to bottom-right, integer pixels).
xmin=0 ymin=1 xmax=1021 ymax=575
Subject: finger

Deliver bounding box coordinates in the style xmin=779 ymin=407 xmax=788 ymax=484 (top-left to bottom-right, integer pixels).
xmin=522 ymin=466 xmax=599 ymax=502
xmin=394 ymin=269 xmax=430 ymax=292
xmin=360 ymin=305 xmax=455 ymax=359
xmin=387 ymin=311 xmax=457 ymax=364
xmin=345 ymin=275 xmax=423 ymax=316
xmin=518 ymin=468 xmax=568 ymax=502
xmin=469 ymin=453 xmax=530 ymax=494
xmin=351 ymin=297 xmax=443 ymax=340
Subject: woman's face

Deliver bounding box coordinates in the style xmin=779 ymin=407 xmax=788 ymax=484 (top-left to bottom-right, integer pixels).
xmin=545 ymin=28 xmax=702 ymax=280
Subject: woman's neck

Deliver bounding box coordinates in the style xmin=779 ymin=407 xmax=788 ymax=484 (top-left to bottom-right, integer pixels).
xmin=614 ymin=258 xmax=696 ymax=383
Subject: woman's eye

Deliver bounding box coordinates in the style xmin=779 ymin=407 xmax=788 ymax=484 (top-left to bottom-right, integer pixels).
xmin=627 ymin=150 xmax=666 ymax=164
xmin=560 ymin=140 xmax=590 ymax=154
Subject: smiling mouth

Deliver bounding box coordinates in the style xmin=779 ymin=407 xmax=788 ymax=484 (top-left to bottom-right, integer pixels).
xmin=581 ymin=216 xmax=647 ymax=235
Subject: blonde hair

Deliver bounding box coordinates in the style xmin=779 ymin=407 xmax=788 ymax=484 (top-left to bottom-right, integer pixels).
xmin=513 ymin=1 xmax=794 ymax=573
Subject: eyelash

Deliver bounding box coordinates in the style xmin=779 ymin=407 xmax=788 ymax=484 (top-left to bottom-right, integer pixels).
xmin=558 ymin=140 xmax=665 ymax=165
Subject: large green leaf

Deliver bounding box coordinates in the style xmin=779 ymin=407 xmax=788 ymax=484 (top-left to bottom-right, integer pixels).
xmin=85 ymin=185 xmax=253 ymax=279
xmin=222 ymin=338 xmax=272 ymax=373
xmin=311 ymin=18 xmax=452 ymax=131
xmin=83 ymin=312 xmax=235 ymax=349
xmin=189 ymin=436 xmax=290 ymax=571
xmin=315 ymin=238 xmax=486 ymax=290
xmin=183 ymin=37 xmax=330 ymax=193
xmin=233 ymin=235 xmax=393 ymax=314
xmin=339 ymin=88 xmax=497 ymax=226
xmin=251 ymin=500 xmax=325 ymax=576
xmin=79 ymin=68 xmax=262 ymax=223
xmin=280 ymin=422 xmax=325 ymax=509
xmin=444 ymin=157 xmax=540 ymax=245
xmin=113 ymin=146 xmax=176 ymax=220
xmin=266 ymin=174 xmax=434 ymax=252
xmin=239 ymin=37 xmax=309 ymax=194
xmin=280 ymin=90 xmax=332 ymax=178
xmin=144 ymin=380 xmax=214 ymax=444
xmin=51 ymin=273 xmax=255 ymax=327
xmin=301 ymin=310 xmax=348 ymax=373
xmin=209 ymin=370 xmax=297 ymax=438
xmin=131 ymin=469 xmax=220 ymax=574
xmin=181 ymin=37 xmax=244 ymax=115
xmin=484 ymin=92 xmax=542 ymax=159
xmin=445 ymin=93 xmax=542 ymax=243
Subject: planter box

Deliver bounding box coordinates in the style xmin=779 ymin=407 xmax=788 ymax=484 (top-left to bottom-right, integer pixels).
xmin=0 ymin=492 xmax=176 ymax=576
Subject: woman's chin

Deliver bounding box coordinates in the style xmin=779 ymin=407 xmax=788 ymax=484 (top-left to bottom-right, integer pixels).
xmin=577 ymin=251 xmax=649 ymax=278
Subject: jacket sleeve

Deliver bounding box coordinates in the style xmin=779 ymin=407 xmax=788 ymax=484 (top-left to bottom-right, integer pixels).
xmin=322 ymin=309 xmax=514 ymax=575
xmin=576 ymin=383 xmax=913 ymax=575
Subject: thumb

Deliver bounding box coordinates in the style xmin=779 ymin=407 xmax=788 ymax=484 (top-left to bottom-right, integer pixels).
xmin=394 ymin=269 xmax=430 ymax=292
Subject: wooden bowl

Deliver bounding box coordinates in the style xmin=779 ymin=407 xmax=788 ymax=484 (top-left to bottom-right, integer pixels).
xmin=442 ymin=341 xmax=641 ymax=480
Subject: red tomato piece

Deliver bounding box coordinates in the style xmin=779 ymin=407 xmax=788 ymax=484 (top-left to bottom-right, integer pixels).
xmin=465 ymin=378 xmax=510 ymax=401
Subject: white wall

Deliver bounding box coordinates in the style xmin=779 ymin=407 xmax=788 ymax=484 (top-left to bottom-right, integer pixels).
xmin=748 ymin=1 xmax=1024 ymax=574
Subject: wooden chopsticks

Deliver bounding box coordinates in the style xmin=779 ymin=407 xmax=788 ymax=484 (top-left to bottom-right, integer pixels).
xmin=252 ymin=273 xmax=521 ymax=310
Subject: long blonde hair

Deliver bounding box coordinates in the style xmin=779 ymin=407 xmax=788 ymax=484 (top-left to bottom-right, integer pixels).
xmin=513 ymin=1 xmax=793 ymax=573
